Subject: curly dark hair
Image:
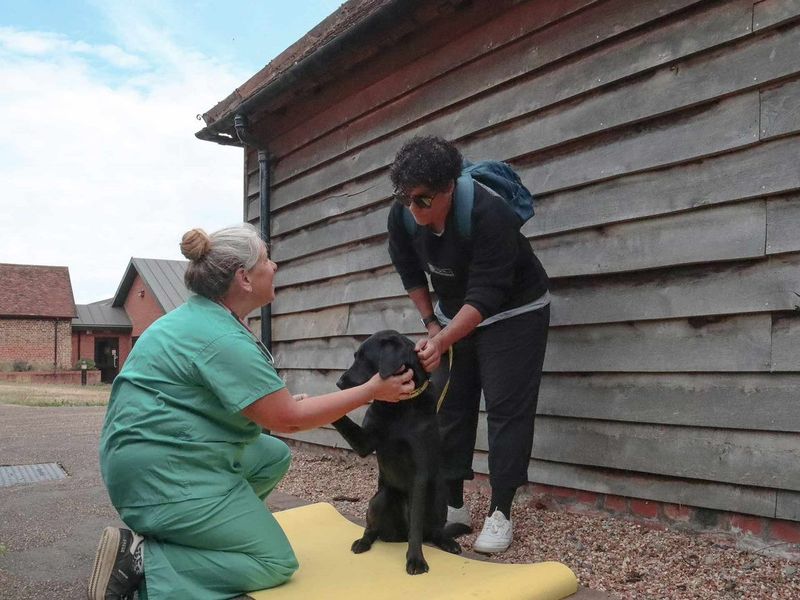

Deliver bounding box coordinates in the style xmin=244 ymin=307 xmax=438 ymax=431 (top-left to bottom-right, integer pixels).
xmin=389 ymin=135 xmax=463 ymax=194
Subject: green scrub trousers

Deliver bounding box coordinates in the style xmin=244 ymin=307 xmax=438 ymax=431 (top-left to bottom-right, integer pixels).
xmin=119 ymin=434 xmax=299 ymax=600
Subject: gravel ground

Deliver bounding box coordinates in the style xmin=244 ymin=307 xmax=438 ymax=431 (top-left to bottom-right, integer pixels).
xmin=277 ymin=445 xmax=800 ymax=600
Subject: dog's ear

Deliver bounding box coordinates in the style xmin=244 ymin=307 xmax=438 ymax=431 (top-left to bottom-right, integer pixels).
xmin=378 ymin=337 xmax=408 ymax=378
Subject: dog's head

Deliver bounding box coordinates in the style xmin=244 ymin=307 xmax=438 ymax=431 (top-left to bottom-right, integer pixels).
xmin=336 ymin=330 xmax=427 ymax=392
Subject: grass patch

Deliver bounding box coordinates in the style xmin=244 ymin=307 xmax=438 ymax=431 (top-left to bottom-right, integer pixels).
xmin=0 ymin=382 xmax=111 ymax=407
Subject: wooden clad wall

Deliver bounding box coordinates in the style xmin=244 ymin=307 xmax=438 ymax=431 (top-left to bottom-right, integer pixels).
xmin=244 ymin=0 xmax=800 ymax=520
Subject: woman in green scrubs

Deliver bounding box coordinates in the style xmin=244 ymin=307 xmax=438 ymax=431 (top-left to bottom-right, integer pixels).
xmin=89 ymin=224 xmax=415 ymax=600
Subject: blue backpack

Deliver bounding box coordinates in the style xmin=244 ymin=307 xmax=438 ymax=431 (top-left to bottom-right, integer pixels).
xmin=402 ymin=160 xmax=535 ymax=237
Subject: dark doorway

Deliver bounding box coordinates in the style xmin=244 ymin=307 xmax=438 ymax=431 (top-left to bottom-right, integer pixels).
xmin=95 ymin=338 xmax=119 ymax=383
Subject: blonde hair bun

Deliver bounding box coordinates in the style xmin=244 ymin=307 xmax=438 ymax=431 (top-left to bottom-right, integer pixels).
xmin=180 ymin=228 xmax=212 ymax=261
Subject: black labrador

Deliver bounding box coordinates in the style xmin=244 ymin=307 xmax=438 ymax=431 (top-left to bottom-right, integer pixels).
xmin=333 ymin=329 xmax=462 ymax=574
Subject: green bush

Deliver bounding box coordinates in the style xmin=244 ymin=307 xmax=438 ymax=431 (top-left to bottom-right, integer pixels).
xmin=73 ymin=359 xmax=96 ymax=370
xmin=12 ymin=360 xmax=33 ymax=372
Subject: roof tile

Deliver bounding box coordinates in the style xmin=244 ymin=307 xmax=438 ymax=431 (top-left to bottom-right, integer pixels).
xmin=0 ymin=263 xmax=76 ymax=318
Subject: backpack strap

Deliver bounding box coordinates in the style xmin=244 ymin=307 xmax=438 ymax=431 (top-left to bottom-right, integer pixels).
xmin=402 ymin=205 xmax=417 ymax=236
xmin=453 ymin=174 xmax=474 ymax=238
xmin=402 ymin=174 xmax=475 ymax=238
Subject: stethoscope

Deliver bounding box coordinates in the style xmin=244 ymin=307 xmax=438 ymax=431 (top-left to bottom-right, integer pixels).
xmin=218 ymin=301 xmax=275 ymax=365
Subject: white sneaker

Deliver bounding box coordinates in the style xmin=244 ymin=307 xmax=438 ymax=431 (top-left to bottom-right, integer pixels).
xmin=473 ymin=509 xmax=513 ymax=554
xmin=446 ymin=504 xmax=472 ymax=528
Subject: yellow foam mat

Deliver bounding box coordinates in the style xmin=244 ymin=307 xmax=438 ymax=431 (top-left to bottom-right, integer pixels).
xmin=250 ymin=502 xmax=578 ymax=600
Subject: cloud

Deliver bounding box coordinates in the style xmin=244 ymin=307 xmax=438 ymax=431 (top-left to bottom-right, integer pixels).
xmin=0 ymin=26 xmax=146 ymax=69
xmin=0 ymin=21 xmax=248 ymax=304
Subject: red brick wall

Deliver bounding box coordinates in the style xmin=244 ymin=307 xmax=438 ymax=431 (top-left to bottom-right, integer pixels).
xmin=118 ymin=334 xmax=132 ymax=368
xmin=0 ymin=369 xmax=101 ymax=384
xmin=123 ymin=274 xmax=165 ymax=337
xmin=71 ymin=330 xmax=133 ymax=370
xmin=0 ymin=317 xmax=72 ymax=370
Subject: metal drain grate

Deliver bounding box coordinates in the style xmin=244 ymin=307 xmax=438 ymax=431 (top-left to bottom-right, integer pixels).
xmin=0 ymin=463 xmax=67 ymax=487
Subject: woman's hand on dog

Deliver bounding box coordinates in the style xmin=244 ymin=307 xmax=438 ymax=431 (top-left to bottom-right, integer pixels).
xmin=367 ymin=368 xmax=415 ymax=402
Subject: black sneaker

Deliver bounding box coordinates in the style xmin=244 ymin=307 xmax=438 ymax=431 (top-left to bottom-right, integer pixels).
xmin=88 ymin=527 xmax=144 ymax=600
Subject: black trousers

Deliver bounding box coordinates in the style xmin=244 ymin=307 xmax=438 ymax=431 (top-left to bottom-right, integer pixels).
xmin=437 ymin=305 xmax=550 ymax=490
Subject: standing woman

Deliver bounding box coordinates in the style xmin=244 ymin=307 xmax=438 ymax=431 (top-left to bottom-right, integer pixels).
xmin=89 ymin=224 xmax=414 ymax=600
xmin=387 ymin=136 xmax=550 ymax=554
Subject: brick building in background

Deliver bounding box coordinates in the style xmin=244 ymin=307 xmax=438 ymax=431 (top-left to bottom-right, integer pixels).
xmin=72 ymin=258 xmax=190 ymax=382
xmin=0 ymin=263 xmax=76 ymax=371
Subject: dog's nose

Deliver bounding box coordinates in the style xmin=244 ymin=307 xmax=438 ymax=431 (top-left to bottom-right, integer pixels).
xmin=335 ymin=375 xmax=347 ymax=390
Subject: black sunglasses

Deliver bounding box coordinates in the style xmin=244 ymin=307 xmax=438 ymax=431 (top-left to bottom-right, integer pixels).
xmin=394 ymin=190 xmax=436 ymax=209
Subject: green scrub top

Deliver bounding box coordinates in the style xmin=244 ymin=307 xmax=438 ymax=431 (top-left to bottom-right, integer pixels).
xmin=100 ymin=295 xmax=285 ymax=508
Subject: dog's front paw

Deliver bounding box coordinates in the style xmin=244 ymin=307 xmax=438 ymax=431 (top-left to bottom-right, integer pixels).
xmin=351 ymin=538 xmax=373 ymax=554
xmin=405 ymin=554 xmax=429 ymax=575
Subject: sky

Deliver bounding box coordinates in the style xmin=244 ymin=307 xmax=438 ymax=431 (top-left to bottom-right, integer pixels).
xmin=0 ymin=0 xmax=343 ymax=303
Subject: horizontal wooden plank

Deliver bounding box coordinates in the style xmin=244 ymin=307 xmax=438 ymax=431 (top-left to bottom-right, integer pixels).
xmin=277 ymin=423 xmax=787 ymax=519
xmin=275 ymin=239 xmax=390 ymax=288
xmin=526 ymin=134 xmax=800 ymax=238
xmin=519 ymin=457 xmax=779 ymax=518
xmin=269 ymin=21 xmax=800 ymax=237
xmin=777 ymin=491 xmax=800 ymax=521
xmin=271 ymin=253 xmax=800 ymax=332
xmin=246 ymin=196 xmax=259 ymax=222
xmin=274 ymin=198 xmax=768 ymax=287
xmin=772 ymin=315 xmax=800 ymax=371
xmin=272 ymin=252 xmax=800 ymax=329
xmin=270 ymin=0 xmax=598 ymax=176
xmin=272 ymin=0 xmax=726 ymax=188
xmin=281 ymin=367 xmax=800 ymax=433
xmin=272 ymin=267 xmax=403 ymax=316
xmin=271 ymin=175 xmax=391 ymax=236
xmin=517 ymin=92 xmax=760 ymax=195
xmin=272 ymin=305 xmax=350 ymax=341
xmin=532 ymin=417 xmax=800 ymax=490
xmin=274 ymin=204 xmax=390 ymax=263
xmin=766 ymin=194 xmax=800 ymax=254
xmin=247 ymin=170 xmax=259 ymax=198
xmin=273 ymin=313 xmax=773 ymax=372
xmin=280 ymin=369 xmax=345 ymax=398
xmin=274 ymin=337 xmax=361 ymax=371
xmin=272 ymin=297 xmax=421 ymax=340
xmin=534 ymin=199 xmax=766 ymax=278
xmin=552 ymin=253 xmax=800 ymax=326
xmin=269 ymin=2 xmax=776 ymax=236
xmin=754 ymin=0 xmax=800 ymax=31
xmin=466 ymin=0 xmax=783 ymax=163
xmin=275 ymin=94 xmax=758 ymax=264
xmin=538 ymin=373 xmax=800 ymax=432
xmin=275 ymin=436 xmax=781 ymax=518
xmin=271 ymin=2 xmax=753 ymax=209
xmin=275 ymin=20 xmax=800 ymax=251
xmin=273 ymin=129 xmax=800 ymax=259
xmin=543 ymin=314 xmax=772 ymax=372
xmin=762 ymin=77 xmax=800 ymax=140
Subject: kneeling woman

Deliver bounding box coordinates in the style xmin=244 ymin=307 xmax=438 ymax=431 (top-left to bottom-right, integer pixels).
xmin=90 ymin=224 xmax=414 ymax=600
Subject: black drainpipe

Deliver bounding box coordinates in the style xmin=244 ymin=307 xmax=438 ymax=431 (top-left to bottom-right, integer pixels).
xmin=233 ymin=114 xmax=272 ymax=351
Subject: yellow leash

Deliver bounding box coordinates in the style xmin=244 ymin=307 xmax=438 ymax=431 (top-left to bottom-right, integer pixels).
xmin=435 ymin=347 xmax=454 ymax=413
xmin=405 ymin=379 xmax=430 ymax=399
xmin=402 ymin=346 xmax=453 ymax=410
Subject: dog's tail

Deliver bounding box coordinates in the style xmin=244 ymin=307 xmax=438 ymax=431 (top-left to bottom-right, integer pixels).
xmin=443 ymin=522 xmax=472 ymax=538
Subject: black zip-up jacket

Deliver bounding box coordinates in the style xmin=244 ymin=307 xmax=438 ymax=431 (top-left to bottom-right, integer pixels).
xmin=387 ymin=181 xmax=549 ymax=320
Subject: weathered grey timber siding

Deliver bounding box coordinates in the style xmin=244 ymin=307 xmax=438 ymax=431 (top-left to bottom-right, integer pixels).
xmin=240 ymin=0 xmax=800 ymax=520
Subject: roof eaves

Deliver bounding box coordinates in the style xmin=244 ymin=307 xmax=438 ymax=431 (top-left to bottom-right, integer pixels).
xmin=196 ymin=0 xmax=429 ymax=144
xmin=111 ymin=258 xmax=137 ymax=307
